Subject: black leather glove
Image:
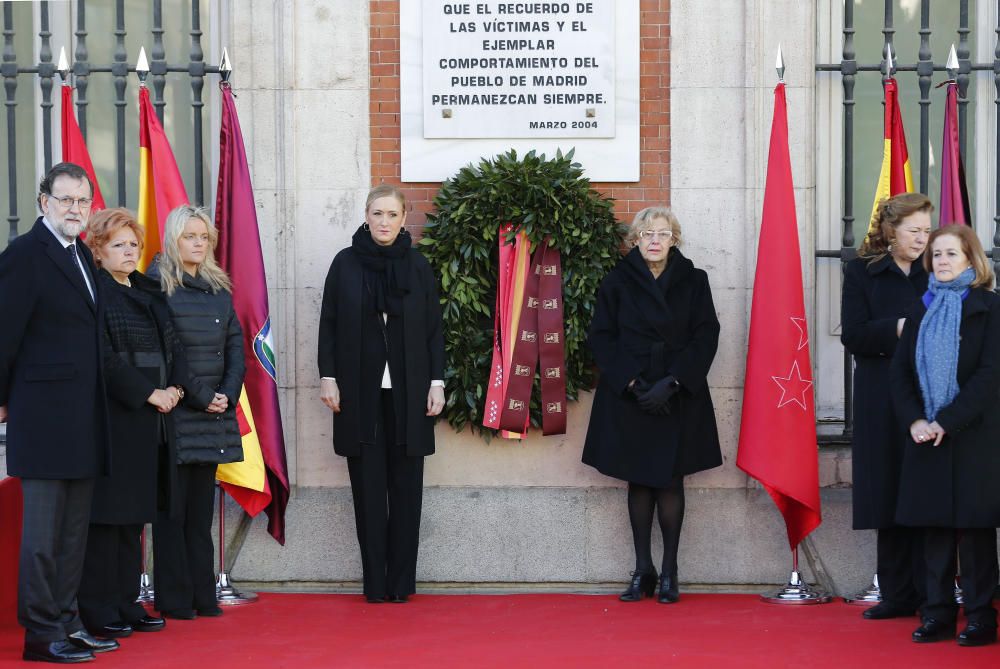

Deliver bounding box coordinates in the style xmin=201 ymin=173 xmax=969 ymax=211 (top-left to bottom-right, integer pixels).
xmin=637 ymin=375 xmax=680 ymax=415
xmin=628 ymin=376 xmax=652 ymax=400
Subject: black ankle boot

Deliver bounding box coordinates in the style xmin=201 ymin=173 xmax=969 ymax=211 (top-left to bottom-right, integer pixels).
xmin=657 ymin=574 xmax=679 ymax=603
xmin=619 ymin=570 xmax=658 ymax=602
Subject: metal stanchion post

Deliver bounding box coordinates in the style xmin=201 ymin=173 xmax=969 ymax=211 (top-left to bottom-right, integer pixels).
xmin=216 ymin=486 xmax=257 ymax=605
xmin=136 ymin=523 xmax=154 ymax=603
xmin=844 ymin=572 xmax=881 ymax=606
xmin=761 ymin=548 xmax=832 ymax=605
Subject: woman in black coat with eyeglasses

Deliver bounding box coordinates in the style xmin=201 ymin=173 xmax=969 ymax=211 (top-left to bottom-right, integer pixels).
xmin=582 ymin=206 xmax=722 ymax=604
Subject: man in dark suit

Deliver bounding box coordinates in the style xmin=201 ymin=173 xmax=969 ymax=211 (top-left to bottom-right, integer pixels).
xmin=0 ymin=162 xmax=119 ymax=662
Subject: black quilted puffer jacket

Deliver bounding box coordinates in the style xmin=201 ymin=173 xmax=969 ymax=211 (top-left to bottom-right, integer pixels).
xmin=159 ymin=269 xmax=245 ymax=466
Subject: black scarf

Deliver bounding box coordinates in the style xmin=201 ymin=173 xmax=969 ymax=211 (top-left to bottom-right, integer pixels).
xmin=351 ymin=224 xmax=411 ymax=315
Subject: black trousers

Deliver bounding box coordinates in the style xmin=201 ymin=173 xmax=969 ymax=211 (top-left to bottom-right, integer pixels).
xmin=922 ymin=527 xmax=999 ymax=627
xmin=152 ymin=463 xmax=218 ymax=612
xmin=18 ymin=478 xmax=95 ymax=644
xmin=347 ymin=390 xmax=424 ymax=599
xmin=876 ymin=526 xmax=925 ymax=609
xmin=78 ymin=523 xmax=146 ymax=629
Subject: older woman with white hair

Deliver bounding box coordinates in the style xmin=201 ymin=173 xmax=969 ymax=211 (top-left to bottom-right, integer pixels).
xmin=582 ymin=206 xmax=722 ymax=604
xmin=150 ymin=205 xmax=245 ymax=620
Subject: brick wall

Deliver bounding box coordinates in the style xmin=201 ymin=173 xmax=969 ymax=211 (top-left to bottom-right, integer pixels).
xmin=369 ymin=0 xmax=670 ymax=235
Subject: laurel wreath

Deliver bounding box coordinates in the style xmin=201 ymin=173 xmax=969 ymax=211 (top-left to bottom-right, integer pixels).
xmin=418 ymin=149 xmax=623 ymax=437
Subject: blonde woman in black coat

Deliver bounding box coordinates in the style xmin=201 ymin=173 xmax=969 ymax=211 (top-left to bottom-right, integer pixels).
xmin=891 ymin=224 xmax=1000 ymax=647
xmin=152 ymin=205 xmax=245 ymax=620
xmin=841 ymin=193 xmax=931 ymax=620
xmin=582 ymin=207 xmax=722 ymax=604
xmin=318 ymin=185 xmax=445 ymax=604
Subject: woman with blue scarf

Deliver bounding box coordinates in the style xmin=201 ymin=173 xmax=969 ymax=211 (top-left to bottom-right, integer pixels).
xmin=891 ymin=224 xmax=1000 ymax=647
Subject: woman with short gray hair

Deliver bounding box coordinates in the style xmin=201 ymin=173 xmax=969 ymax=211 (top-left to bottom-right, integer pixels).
xmin=582 ymin=206 xmax=722 ymax=604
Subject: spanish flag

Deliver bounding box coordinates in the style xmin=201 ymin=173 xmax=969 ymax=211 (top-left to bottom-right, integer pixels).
xmin=61 ymin=85 xmax=106 ymax=212
xmin=213 ymin=83 xmax=290 ymax=544
xmin=137 ymin=86 xmax=188 ymax=270
xmin=864 ymin=78 xmax=913 ymax=243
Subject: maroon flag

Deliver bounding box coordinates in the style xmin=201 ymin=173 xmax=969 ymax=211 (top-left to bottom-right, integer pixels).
xmin=938 ymin=81 xmax=971 ymax=227
xmin=214 ymin=82 xmax=290 ymax=545
xmin=736 ymin=82 xmax=821 ymax=551
xmin=61 ymin=85 xmax=106 ymax=211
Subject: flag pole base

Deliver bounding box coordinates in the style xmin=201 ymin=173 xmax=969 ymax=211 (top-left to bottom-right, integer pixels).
xmin=216 ymin=571 xmax=258 ymax=605
xmin=136 ymin=571 xmax=155 ymax=604
xmin=761 ymin=570 xmax=832 ymax=605
xmin=844 ymin=573 xmax=881 ymax=606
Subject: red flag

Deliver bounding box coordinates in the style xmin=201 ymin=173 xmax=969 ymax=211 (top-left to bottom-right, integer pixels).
xmin=137 ymin=87 xmax=188 ymax=270
xmin=737 ymin=83 xmax=821 ymax=551
xmin=213 ymin=83 xmax=290 ymax=545
xmin=938 ymin=81 xmax=971 ymax=227
xmin=60 ymin=85 xmax=106 ymax=211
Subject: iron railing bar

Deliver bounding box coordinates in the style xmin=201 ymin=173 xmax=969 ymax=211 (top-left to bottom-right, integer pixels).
xmin=957 ymin=0 xmax=971 ymax=159
xmin=13 ymin=66 xmax=221 ymax=75
xmin=839 ymin=0 xmax=857 ymax=441
xmin=113 ymin=0 xmax=126 ymax=206
xmin=151 ymin=0 xmax=165 ymax=123
xmin=917 ymin=0 xmax=932 ymax=194
xmin=190 ymin=0 xmax=204 ymax=204
xmin=3 ymin=0 xmax=20 ymax=241
xmin=816 ymin=63 xmax=997 ymax=71
xmin=39 ymin=1 xmax=53 ymax=172
xmin=73 ymin=0 xmax=88 ymax=140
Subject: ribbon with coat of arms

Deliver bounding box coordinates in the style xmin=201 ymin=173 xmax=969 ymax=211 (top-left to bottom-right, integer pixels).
xmin=482 ymin=225 xmax=567 ymax=437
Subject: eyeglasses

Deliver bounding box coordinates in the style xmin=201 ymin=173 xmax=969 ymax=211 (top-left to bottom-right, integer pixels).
xmin=639 ymin=229 xmax=673 ymax=241
xmin=48 ymin=195 xmax=94 ymax=210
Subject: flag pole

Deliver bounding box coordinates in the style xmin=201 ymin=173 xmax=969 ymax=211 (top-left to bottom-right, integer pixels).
xmin=216 ymin=484 xmax=258 ymax=604
xmin=56 ymin=46 xmax=69 ymax=86
xmin=844 ymin=572 xmax=881 ymax=606
xmin=761 ymin=546 xmax=832 ymax=604
xmin=214 ymin=47 xmax=256 ymax=606
xmin=137 ymin=524 xmax=155 ymax=603
xmin=753 ymin=47 xmax=830 ymax=605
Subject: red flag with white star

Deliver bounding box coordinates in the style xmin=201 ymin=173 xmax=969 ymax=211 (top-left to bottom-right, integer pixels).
xmin=736 ymin=82 xmax=821 ymax=551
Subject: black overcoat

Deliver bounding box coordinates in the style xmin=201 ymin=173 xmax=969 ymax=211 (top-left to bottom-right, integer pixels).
xmin=581 ymin=247 xmax=722 ymax=488
xmin=890 ymin=287 xmax=1000 ymax=528
xmin=318 ymin=247 xmax=444 ymax=457
xmin=159 ymin=270 xmax=245 ymax=466
xmin=0 ymin=218 xmax=109 ymax=479
xmin=90 ymin=270 xmax=185 ymax=524
xmin=840 ymin=255 xmax=928 ymax=529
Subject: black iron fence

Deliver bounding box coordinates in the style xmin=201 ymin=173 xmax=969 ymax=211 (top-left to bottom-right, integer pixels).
xmin=814 ymin=0 xmax=1000 ymax=444
xmin=1 ymin=0 xmax=219 ymax=244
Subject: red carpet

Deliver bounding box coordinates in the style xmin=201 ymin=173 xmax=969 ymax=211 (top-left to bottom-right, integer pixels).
xmin=1 ymin=593 xmax=998 ymax=667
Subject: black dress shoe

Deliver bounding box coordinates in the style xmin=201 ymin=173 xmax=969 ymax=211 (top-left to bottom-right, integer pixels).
xmin=131 ymin=615 xmax=166 ymax=632
xmin=160 ymin=608 xmax=197 ymax=620
xmin=365 ymin=595 xmax=385 ymax=604
xmin=86 ymin=621 xmax=132 ymax=639
xmin=912 ymin=618 xmax=957 ymax=643
xmin=196 ymin=606 xmax=224 ymax=617
xmin=958 ymin=622 xmax=998 ymax=647
xmin=66 ymin=631 xmax=119 ymax=653
xmin=619 ymin=569 xmax=658 ymax=602
xmin=23 ymin=640 xmax=95 ymax=663
xmin=657 ymin=575 xmax=680 ymax=604
xmin=387 ymin=595 xmax=409 ymax=603
xmin=862 ymin=602 xmax=916 ymax=620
